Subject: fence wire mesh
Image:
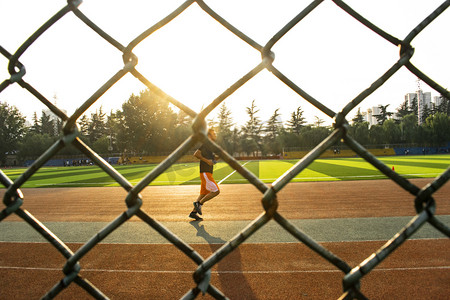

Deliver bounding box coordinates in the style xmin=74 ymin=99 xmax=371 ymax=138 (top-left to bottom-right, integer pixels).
xmin=1 ymin=0 xmax=449 ymax=299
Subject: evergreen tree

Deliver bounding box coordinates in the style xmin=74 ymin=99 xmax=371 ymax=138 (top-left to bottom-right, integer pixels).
xmin=30 ymin=112 xmax=41 ymax=134
xmin=105 ymin=110 xmax=121 ymax=153
xmin=231 ymin=127 xmax=241 ymax=155
xmin=241 ymin=100 xmax=262 ymax=156
xmin=264 ymin=108 xmax=282 ymax=140
xmin=313 ymin=116 xmax=324 ymax=127
xmin=55 ymin=118 xmax=64 ymax=136
xmin=216 ymin=103 xmax=235 ymax=154
xmin=263 ymin=109 xmax=283 ymax=155
xmin=351 ymin=108 xmax=365 ymax=125
xmin=396 ymin=99 xmax=412 ymax=121
xmin=286 ymin=106 xmax=305 ymax=134
xmin=79 ymin=115 xmax=90 ymax=138
xmin=410 ymin=97 xmax=418 ymax=117
xmin=0 ymin=102 xmax=26 ymax=164
xmin=436 ymin=95 xmax=449 ymax=116
xmin=40 ymin=112 xmax=56 ymax=136
xmin=113 ymin=109 xmax=128 ymax=153
xmin=218 ymin=103 xmax=234 ymax=131
xmin=87 ymin=107 xmax=107 ymax=145
xmin=373 ymin=104 xmax=393 ymax=125
xmin=421 ymin=104 xmax=432 ymax=125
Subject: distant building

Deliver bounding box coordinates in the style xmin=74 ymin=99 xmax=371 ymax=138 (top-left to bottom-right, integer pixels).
xmin=433 ymin=95 xmax=443 ymax=108
xmin=405 ymin=93 xmax=417 ymax=109
xmin=358 ymin=83 xmax=439 ymax=127
xmin=404 ymin=85 xmax=432 ymax=125
xmin=361 ymin=105 xmax=382 ymax=127
xmin=417 ymin=90 xmax=431 ymax=125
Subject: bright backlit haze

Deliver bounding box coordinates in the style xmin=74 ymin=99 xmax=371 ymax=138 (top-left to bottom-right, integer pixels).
xmin=1 ymin=0 xmax=448 ymax=127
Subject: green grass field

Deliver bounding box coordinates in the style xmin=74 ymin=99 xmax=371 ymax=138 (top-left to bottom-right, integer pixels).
xmin=2 ymin=155 xmax=449 ymax=188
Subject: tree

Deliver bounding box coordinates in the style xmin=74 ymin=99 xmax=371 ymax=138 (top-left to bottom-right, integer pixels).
xmin=368 ymin=125 xmax=385 ymax=145
xmin=435 ymin=95 xmax=449 ymax=116
xmin=373 ymin=104 xmax=393 ymax=125
xmin=92 ymin=135 xmax=111 ymax=154
xmin=217 ymin=103 xmax=233 ymax=131
xmin=87 ymin=107 xmax=107 ymax=145
xmin=286 ymin=106 xmax=305 ymax=134
xmin=241 ymin=100 xmax=262 ymax=156
xmin=76 ymin=107 xmax=109 ymax=147
xmin=17 ymin=133 xmax=54 ymax=160
xmin=263 ymin=108 xmax=283 ymax=155
xmin=351 ymin=108 xmax=365 ymax=125
xmin=0 ymin=102 xmax=26 ymax=164
xmin=410 ymin=97 xmax=418 ymax=117
xmin=348 ymin=121 xmax=370 ymax=145
xmin=79 ymin=114 xmax=90 ymax=138
xmin=104 ymin=110 xmax=119 ymax=153
xmin=399 ymin=113 xmax=418 ymax=143
xmin=216 ymin=103 xmax=235 ymax=154
xmin=112 ymin=109 xmax=128 ymax=153
xmin=264 ymin=109 xmax=282 ymax=140
xmin=55 ymin=117 xmax=64 ymax=136
xmin=313 ymin=116 xmax=325 ymax=127
xmin=420 ymin=104 xmax=432 ymax=125
xmin=298 ymin=126 xmax=331 ymax=148
xmin=396 ymin=99 xmax=412 ymax=121
xmin=176 ymin=110 xmax=192 ymax=128
xmin=414 ymin=125 xmax=430 ymax=145
xmin=230 ymin=127 xmax=241 ymax=155
xmin=172 ymin=110 xmax=192 ymax=150
xmin=118 ymin=89 xmax=177 ymax=154
xmin=30 ymin=112 xmax=41 ymax=134
xmin=424 ymin=112 xmax=450 ymax=145
xmin=382 ymin=119 xmax=401 ymax=144
xmin=40 ymin=111 xmax=57 ymax=136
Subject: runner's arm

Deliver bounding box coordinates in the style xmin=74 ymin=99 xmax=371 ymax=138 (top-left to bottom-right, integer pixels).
xmin=194 ymin=149 xmax=214 ymax=166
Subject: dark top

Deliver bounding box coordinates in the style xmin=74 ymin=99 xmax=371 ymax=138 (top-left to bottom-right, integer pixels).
xmin=198 ymin=144 xmax=214 ymax=174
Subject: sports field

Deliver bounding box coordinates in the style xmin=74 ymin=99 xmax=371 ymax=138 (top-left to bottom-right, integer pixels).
xmin=3 ymin=154 xmax=449 ymax=188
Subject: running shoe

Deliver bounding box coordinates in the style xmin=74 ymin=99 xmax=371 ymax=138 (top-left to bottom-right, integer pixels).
xmin=193 ymin=201 xmax=203 ymax=215
xmin=189 ymin=211 xmax=203 ymax=221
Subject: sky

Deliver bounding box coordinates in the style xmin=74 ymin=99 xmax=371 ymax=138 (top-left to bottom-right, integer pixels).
xmin=0 ymin=0 xmax=448 ymax=128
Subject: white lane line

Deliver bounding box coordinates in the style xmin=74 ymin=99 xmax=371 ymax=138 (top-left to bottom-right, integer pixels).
xmin=218 ymin=161 xmax=251 ymax=184
xmin=1 ymin=265 xmax=448 ymax=274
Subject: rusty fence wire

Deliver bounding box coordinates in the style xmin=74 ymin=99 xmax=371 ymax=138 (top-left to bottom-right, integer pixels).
xmin=1 ymin=0 xmax=449 ymax=299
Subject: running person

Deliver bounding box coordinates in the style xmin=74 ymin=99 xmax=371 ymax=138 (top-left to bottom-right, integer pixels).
xmin=189 ymin=128 xmax=220 ymax=220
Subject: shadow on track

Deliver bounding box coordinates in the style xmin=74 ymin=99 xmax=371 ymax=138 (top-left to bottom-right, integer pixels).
xmin=189 ymin=220 xmax=257 ymax=299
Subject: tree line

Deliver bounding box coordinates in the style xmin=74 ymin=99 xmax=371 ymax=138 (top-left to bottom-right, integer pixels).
xmin=0 ymin=89 xmax=449 ymax=165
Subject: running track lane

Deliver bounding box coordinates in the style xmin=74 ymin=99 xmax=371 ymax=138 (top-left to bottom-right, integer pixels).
xmin=0 ymin=240 xmax=448 ymax=299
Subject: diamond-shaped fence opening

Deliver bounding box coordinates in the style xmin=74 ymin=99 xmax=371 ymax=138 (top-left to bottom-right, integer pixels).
xmin=1 ymin=0 xmax=449 ymax=299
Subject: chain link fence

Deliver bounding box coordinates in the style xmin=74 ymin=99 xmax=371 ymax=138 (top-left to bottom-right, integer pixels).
xmin=1 ymin=0 xmax=449 ymax=299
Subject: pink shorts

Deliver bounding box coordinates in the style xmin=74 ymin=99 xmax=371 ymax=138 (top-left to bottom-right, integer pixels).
xmin=200 ymin=172 xmax=219 ymax=195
